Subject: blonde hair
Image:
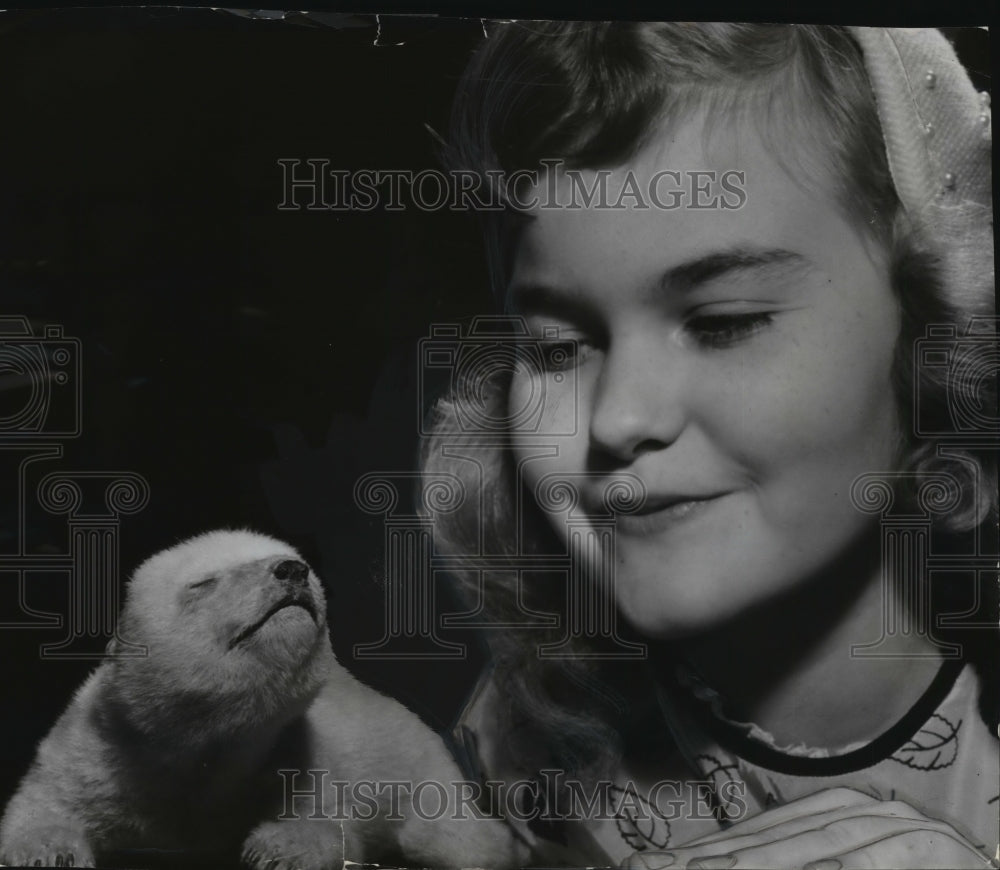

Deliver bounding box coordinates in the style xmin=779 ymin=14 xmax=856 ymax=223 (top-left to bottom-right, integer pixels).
xmin=421 ymin=23 xmax=997 ymax=774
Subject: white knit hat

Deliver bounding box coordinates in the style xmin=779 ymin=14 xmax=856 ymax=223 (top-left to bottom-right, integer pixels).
xmin=850 ymin=27 xmax=993 ymax=315
xmin=850 ymin=28 xmax=992 ymax=238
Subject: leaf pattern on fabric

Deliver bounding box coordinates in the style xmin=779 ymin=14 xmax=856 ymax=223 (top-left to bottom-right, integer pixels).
xmin=739 ymin=767 xmax=784 ymax=812
xmin=610 ymin=784 xmax=671 ymax=851
xmin=697 ymin=753 xmax=744 ymax=822
xmin=891 ymin=714 xmax=961 ymax=771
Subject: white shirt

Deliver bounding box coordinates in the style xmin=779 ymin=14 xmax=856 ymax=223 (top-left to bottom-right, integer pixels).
xmin=452 ymin=659 xmax=998 ymax=866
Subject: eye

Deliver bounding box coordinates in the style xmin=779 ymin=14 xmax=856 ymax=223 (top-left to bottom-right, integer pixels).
xmin=686 ymin=311 xmax=774 ymax=348
xmin=520 ymin=329 xmax=599 ymax=373
xmin=188 ymin=575 xmax=219 ymax=591
xmin=539 ymin=339 xmax=591 ymax=372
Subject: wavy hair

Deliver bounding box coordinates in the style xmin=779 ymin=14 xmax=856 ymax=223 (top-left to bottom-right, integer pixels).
xmin=420 ymin=23 xmax=997 ymax=778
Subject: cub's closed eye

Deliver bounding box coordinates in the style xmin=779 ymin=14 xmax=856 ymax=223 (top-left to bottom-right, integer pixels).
xmin=189 ymin=576 xmax=219 ymax=590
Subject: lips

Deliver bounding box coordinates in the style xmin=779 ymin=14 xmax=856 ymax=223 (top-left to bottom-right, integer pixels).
xmin=606 ymin=491 xmax=729 ymax=535
xmin=228 ymin=592 xmax=319 ymax=649
xmin=632 ymin=491 xmax=723 ymax=513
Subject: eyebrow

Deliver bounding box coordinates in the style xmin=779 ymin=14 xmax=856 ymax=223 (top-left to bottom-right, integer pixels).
xmin=509 ymin=246 xmax=813 ymax=313
xmin=663 ymin=247 xmax=812 ymax=295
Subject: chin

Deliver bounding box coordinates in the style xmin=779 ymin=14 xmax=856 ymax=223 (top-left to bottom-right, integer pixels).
xmin=612 ymin=557 xmax=774 ymax=641
xmin=619 ymin=599 xmax=733 ymax=642
xmin=247 ymin=612 xmax=325 ymax=664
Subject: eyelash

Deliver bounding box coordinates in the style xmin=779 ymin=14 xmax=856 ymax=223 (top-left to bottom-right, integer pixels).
xmin=528 ymin=310 xmax=773 ymax=371
xmin=686 ymin=312 xmax=774 ymax=348
xmin=189 ymin=576 xmax=219 ymax=591
xmin=539 ymin=340 xmax=587 ymax=371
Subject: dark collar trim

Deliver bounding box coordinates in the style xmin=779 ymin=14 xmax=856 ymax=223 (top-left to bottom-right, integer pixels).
xmin=686 ymin=658 xmax=966 ymax=777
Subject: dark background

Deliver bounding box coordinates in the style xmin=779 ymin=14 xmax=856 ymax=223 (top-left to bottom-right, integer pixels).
xmin=0 ymin=7 xmax=499 ymax=808
xmin=0 ymin=3 xmax=991 ymax=838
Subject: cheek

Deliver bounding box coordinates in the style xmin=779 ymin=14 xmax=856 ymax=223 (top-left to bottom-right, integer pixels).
xmin=719 ymin=316 xmax=902 ymax=519
xmin=509 ymin=370 xmax=588 ymax=465
xmin=509 ymin=371 xmax=590 ymax=531
xmin=508 ymin=368 xmax=579 ymax=433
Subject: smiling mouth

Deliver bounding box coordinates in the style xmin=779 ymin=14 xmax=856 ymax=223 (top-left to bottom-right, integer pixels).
xmin=612 ymin=493 xmax=728 ymax=535
xmin=228 ymin=595 xmax=319 ymax=649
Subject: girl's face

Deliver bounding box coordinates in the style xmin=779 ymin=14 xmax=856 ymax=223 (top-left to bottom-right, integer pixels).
xmin=507 ymin=109 xmax=902 ymax=639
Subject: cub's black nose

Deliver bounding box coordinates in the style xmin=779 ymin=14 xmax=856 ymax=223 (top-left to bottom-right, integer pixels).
xmin=273 ymin=559 xmax=309 ymax=585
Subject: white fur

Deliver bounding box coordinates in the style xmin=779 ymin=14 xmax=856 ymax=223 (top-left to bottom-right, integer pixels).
xmin=0 ymin=530 xmax=525 ymax=870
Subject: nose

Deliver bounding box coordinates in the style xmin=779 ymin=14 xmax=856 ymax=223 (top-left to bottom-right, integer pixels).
xmin=588 ymin=335 xmax=686 ymax=463
xmin=272 ymin=559 xmax=309 ymax=585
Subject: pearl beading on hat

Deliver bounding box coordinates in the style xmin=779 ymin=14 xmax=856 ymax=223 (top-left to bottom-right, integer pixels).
xmin=850 ymin=27 xmax=992 ymax=231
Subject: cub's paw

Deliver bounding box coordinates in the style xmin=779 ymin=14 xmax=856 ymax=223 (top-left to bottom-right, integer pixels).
xmin=0 ymin=825 xmax=96 ymax=867
xmin=242 ymin=819 xmax=345 ymax=870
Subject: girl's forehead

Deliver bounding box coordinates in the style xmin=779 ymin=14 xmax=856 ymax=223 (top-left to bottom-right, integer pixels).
xmin=508 ymin=98 xmax=893 ymax=306
xmin=508 ymin=125 xmax=889 ymax=315
xmin=642 ymin=104 xmax=750 ymax=168
xmin=524 ymin=134 xmax=788 ymax=250
xmin=548 ymin=103 xmax=830 ymax=202
xmin=544 ymin=108 xmax=731 ymax=188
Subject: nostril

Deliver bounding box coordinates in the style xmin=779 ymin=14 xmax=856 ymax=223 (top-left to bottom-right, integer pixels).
xmin=273 ymin=559 xmax=309 ymax=584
